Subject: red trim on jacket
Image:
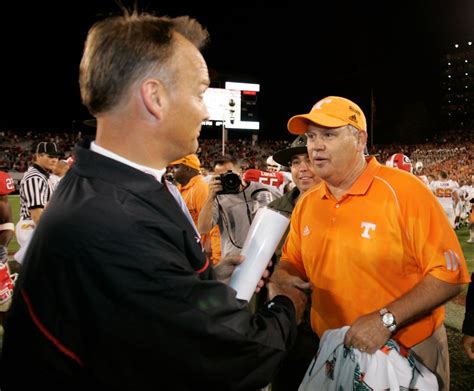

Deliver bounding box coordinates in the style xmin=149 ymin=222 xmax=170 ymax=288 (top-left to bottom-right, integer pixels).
xmin=21 ymin=289 xmax=83 ymax=366
xmin=196 ymin=257 xmax=209 ymax=274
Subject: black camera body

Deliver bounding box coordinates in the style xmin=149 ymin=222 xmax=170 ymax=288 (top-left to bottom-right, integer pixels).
xmin=218 ymin=171 xmax=241 ymax=194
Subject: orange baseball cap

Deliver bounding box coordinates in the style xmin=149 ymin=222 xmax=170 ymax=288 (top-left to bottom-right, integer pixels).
xmin=287 ymin=96 xmax=367 ymax=134
xmin=169 ymin=154 xmax=201 ymax=171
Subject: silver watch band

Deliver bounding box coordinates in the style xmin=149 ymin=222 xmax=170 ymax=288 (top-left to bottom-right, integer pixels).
xmin=379 ymin=307 xmax=397 ymax=333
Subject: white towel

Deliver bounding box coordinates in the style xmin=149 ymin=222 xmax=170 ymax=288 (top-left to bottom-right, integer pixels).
xmin=299 ymin=326 xmax=438 ymax=390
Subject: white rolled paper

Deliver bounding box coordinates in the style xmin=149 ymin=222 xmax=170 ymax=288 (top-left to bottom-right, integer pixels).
xmin=229 ymin=207 xmax=290 ymax=301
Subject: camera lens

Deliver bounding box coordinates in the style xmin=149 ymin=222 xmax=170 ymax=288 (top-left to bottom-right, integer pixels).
xmin=219 ymin=171 xmax=241 ymax=194
xmin=225 ymin=175 xmax=238 ymax=187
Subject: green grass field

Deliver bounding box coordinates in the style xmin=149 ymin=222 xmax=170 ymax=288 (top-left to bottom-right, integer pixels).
xmin=4 ymin=195 xmax=474 ymax=387
xmin=457 ymin=224 xmax=474 ymax=272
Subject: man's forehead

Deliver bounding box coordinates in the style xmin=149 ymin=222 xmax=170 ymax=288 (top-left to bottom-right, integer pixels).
xmin=218 ymin=162 xmax=235 ymax=168
xmin=215 ymin=162 xmax=236 ymax=173
xmin=306 ymin=124 xmax=344 ymax=133
xmin=291 ymin=153 xmax=309 ymax=161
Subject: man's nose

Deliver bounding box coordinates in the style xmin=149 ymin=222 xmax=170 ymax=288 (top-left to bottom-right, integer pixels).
xmin=310 ymin=137 xmax=325 ymax=150
xmin=299 ymin=160 xmax=310 ymax=170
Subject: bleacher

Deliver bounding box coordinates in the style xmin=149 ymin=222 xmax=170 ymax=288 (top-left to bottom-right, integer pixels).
xmin=1 ymin=128 xmax=472 ymax=184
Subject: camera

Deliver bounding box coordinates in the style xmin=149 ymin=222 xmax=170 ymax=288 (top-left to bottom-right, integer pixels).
xmin=218 ymin=171 xmax=241 ymax=194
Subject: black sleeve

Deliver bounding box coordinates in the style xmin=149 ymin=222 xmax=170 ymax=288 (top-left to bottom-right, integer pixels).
xmin=58 ymin=220 xmax=297 ymax=390
xmin=83 ymin=230 xmax=296 ymax=390
xmin=4 ymin=184 xmax=299 ymax=390
xmin=462 ymin=273 xmax=474 ymax=336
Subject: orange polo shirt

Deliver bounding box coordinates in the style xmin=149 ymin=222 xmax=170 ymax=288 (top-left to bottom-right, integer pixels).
xmin=178 ymin=175 xmax=209 ymax=226
xmin=281 ymin=157 xmax=470 ymax=347
xmin=178 ymin=175 xmax=221 ymax=264
xmin=209 ymin=225 xmax=222 ymax=265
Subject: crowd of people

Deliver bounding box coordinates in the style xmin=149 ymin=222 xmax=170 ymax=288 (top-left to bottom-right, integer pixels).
xmin=1 ymin=129 xmax=472 ymax=187
xmin=0 ymin=130 xmax=79 ymax=173
xmin=0 ymin=10 xmax=472 ymax=391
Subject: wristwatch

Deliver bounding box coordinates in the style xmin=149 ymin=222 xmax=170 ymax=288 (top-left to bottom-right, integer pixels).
xmin=379 ymin=308 xmax=397 ymax=333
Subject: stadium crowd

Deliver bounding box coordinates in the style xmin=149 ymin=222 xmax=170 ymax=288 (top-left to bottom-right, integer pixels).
xmin=0 ymin=128 xmax=472 ymax=184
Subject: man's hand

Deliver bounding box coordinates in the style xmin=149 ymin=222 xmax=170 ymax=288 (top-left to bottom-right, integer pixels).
xmin=208 ymin=175 xmax=223 ymax=198
xmin=271 ymin=261 xmax=312 ymax=291
xmin=214 ymin=255 xmax=244 ymax=284
xmin=215 ymin=255 xmax=273 ymax=293
xmin=267 ymin=281 xmax=308 ymax=324
xmin=198 ymin=176 xmax=222 ymax=234
xmin=462 ymin=334 xmax=474 ymax=360
xmin=344 ymin=311 xmax=392 ymax=354
xmin=271 ymin=272 xmax=311 ymax=291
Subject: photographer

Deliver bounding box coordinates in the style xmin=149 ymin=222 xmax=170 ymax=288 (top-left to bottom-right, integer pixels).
xmin=198 ymin=155 xmax=282 ymax=258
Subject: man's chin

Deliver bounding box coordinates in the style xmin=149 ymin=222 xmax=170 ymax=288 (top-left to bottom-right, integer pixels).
xmin=313 ymin=169 xmax=331 ymax=182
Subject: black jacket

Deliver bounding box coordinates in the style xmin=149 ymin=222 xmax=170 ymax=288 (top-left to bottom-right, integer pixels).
xmin=1 ymin=145 xmax=297 ymax=391
xmin=268 ymin=186 xmax=300 ymax=217
xmin=463 ymin=272 xmax=474 ymax=336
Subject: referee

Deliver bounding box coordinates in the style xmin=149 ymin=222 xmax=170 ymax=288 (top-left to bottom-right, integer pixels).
xmin=15 ymin=142 xmax=60 ymax=263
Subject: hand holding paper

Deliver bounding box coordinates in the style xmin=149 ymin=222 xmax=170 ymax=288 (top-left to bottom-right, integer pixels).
xmin=229 ymin=207 xmax=290 ymax=301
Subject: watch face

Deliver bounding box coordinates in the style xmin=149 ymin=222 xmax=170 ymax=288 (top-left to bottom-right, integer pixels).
xmin=383 ymin=312 xmax=394 ymax=326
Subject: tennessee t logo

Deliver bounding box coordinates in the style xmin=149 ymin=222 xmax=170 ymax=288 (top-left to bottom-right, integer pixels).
xmin=313 ymin=98 xmax=332 ymax=110
xmin=361 ymin=222 xmax=376 ymax=239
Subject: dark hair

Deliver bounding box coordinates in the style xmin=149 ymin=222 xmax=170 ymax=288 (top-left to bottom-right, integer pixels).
xmin=439 ymin=171 xmax=448 ymax=180
xmin=79 ymin=11 xmax=209 ymax=115
xmin=214 ymin=155 xmax=239 ymax=168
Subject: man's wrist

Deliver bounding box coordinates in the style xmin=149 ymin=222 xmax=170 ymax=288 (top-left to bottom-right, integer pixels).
xmin=379 ymin=308 xmax=397 ymax=333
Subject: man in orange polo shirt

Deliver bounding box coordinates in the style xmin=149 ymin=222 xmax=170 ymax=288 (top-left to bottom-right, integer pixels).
xmin=170 ymin=154 xmax=221 ymax=264
xmin=170 ymin=154 xmax=209 ymax=226
xmin=272 ymin=96 xmax=470 ymax=390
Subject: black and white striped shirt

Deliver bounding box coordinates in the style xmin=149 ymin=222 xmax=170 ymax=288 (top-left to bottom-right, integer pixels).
xmin=19 ymin=164 xmax=53 ymax=220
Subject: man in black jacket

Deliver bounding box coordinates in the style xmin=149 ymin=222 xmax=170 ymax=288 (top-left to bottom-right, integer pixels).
xmin=462 ymin=273 xmax=474 ymax=359
xmin=0 ymin=11 xmax=307 ymax=391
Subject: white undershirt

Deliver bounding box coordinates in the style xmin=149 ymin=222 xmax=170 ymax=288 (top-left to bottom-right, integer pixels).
xmin=90 ymin=142 xmax=166 ymax=181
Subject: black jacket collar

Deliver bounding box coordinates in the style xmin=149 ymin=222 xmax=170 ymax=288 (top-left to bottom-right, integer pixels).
xmin=72 ymin=144 xmax=163 ymax=195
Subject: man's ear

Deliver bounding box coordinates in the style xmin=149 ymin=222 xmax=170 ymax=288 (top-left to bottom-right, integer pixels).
xmin=141 ymin=78 xmax=167 ymax=120
xmin=357 ymin=130 xmax=368 ymax=152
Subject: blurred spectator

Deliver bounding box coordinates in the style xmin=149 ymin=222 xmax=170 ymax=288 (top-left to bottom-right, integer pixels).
xmin=49 ymin=159 xmax=71 ymax=191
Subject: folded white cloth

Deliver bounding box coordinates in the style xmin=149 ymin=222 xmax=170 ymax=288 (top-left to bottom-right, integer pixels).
xmin=299 ymin=326 xmax=438 ymax=390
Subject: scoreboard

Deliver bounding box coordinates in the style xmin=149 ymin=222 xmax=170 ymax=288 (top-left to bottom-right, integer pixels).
xmin=202 ymin=82 xmax=260 ymax=130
